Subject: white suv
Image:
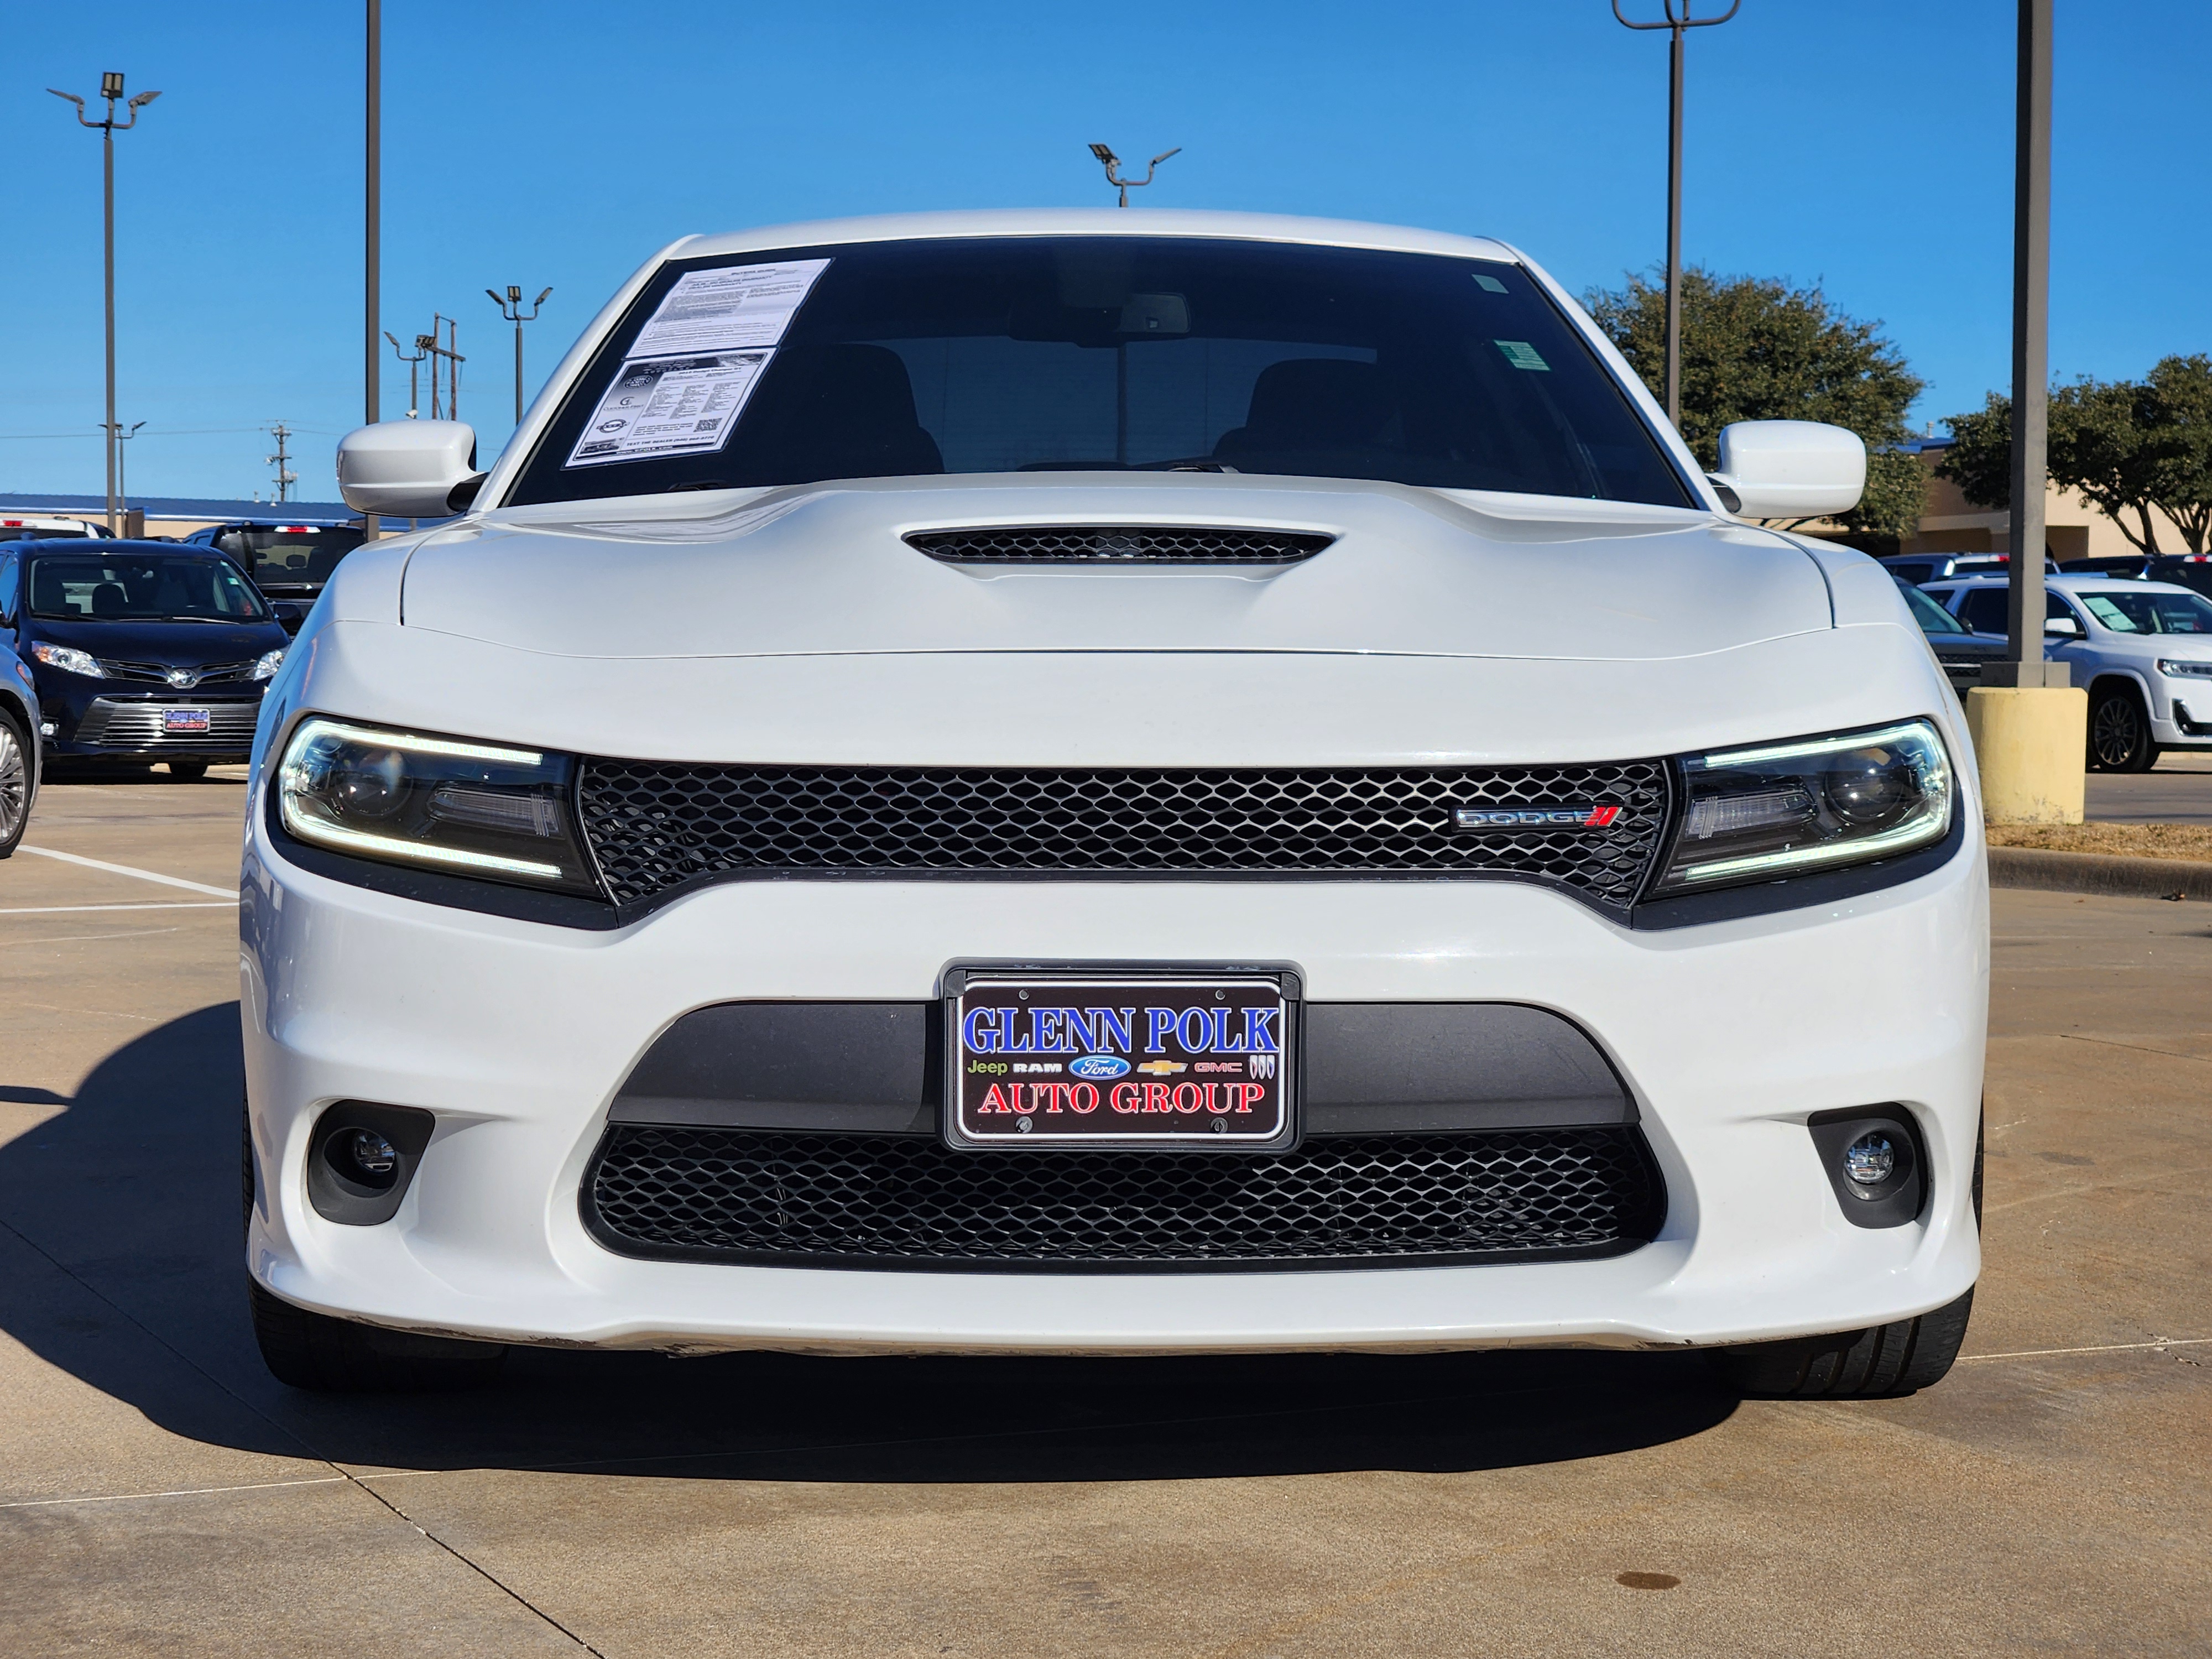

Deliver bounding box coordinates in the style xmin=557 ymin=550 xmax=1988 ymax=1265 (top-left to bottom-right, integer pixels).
xmin=241 ymin=210 xmax=1985 ymax=1400
xmin=1923 ymin=573 xmax=2212 ymax=770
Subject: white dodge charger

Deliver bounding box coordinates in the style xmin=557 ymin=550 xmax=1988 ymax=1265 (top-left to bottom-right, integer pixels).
xmin=242 ymin=210 xmax=1985 ymax=1397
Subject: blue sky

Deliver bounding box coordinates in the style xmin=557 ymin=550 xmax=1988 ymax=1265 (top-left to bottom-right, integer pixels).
xmin=4 ymin=1 xmax=2205 ymax=503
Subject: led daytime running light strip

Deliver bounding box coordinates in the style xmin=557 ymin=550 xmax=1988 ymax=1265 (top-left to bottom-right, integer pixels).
xmin=279 ymin=808 xmax=566 ymax=880
xmin=1689 ymin=721 xmax=1934 ymax=773
xmin=290 ymin=716 xmax=544 ymax=767
xmin=1673 ymin=801 xmax=1949 ymax=884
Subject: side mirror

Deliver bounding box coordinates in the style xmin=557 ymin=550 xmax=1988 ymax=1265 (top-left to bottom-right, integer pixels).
xmin=269 ymin=601 xmax=306 ymax=634
xmin=1707 ymin=420 xmax=1867 ymax=519
xmin=2044 ymin=615 xmax=2081 ymax=638
xmin=336 ymin=420 xmax=484 ymax=518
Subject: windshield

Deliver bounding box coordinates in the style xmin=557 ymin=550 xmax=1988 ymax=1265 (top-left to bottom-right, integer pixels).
xmin=27 ymin=554 xmax=270 ymax=623
xmin=510 ymin=236 xmax=1692 ymax=509
xmin=212 ymin=525 xmax=365 ymax=586
xmin=1896 ymin=578 xmax=1970 ymax=635
xmin=2077 ymin=587 xmax=2212 ymax=634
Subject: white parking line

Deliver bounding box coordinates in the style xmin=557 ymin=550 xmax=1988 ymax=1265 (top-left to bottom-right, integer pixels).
xmin=1958 ymin=1336 xmax=2211 ymax=1363
xmin=17 ymin=845 xmax=236 ymax=898
xmin=0 ymin=901 xmax=237 ymax=915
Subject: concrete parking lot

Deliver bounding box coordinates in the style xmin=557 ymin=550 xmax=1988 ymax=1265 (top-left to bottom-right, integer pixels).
xmin=2 ymin=770 xmax=2206 ymax=1656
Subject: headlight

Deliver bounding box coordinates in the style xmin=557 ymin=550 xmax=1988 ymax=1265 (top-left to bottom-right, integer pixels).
xmin=276 ymin=716 xmax=602 ymax=895
xmin=1654 ymin=719 xmax=1954 ymax=895
xmin=251 ymin=649 xmax=286 ymax=681
xmin=32 ymin=643 xmax=104 ymax=678
xmin=2157 ymin=659 xmax=2212 ymax=679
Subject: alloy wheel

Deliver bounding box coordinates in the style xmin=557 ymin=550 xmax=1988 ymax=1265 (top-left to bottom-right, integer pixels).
xmin=2091 ymin=693 xmax=2144 ymax=770
xmin=0 ymin=722 xmax=25 ymax=844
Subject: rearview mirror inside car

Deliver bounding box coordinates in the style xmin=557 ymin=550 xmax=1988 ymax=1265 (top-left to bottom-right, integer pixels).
xmin=336 ymin=420 xmax=483 ymax=518
xmin=1707 ymin=420 xmax=1867 ymax=520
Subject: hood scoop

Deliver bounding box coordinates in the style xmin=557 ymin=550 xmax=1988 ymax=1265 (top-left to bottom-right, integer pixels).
xmin=904 ymin=524 xmax=1335 ymax=565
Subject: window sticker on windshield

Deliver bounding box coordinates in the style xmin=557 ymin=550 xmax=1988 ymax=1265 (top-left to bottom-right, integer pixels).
xmin=1473 ymin=273 xmax=1509 ymax=294
xmin=1495 ymin=340 xmax=1549 ymax=371
xmin=562 ymin=258 xmax=832 ymax=470
xmin=565 ymin=351 xmax=774 ymax=468
xmin=630 ymin=259 xmax=832 ymax=356
xmin=2082 ymin=596 xmax=2140 ymax=632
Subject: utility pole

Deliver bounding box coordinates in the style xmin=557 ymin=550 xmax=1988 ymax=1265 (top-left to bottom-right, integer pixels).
xmin=486 ymin=285 xmax=553 ymax=424
xmin=49 ymin=72 xmax=161 ymax=534
xmin=1612 ymin=1 xmax=1740 ymax=429
xmin=385 ymin=330 xmax=429 ymax=417
xmin=364 ymin=0 xmax=382 ymax=540
xmin=265 ymin=423 xmax=298 ymax=503
xmin=420 ymin=316 xmax=465 ymax=421
xmin=1088 ymin=143 xmax=1181 ymax=207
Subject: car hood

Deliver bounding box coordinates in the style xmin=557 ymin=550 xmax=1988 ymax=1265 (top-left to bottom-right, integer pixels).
xmin=400 ymin=476 xmax=1834 ymax=663
xmin=29 ymin=615 xmax=285 ymax=663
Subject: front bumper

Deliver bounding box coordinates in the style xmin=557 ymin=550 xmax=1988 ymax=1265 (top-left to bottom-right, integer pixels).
xmin=241 ymin=798 xmax=1989 ymax=1356
xmin=39 ymin=681 xmax=264 ymax=759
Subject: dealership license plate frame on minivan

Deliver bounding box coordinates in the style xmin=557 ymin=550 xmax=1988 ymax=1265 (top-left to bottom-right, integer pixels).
xmin=943 ymin=966 xmax=1300 ymax=1152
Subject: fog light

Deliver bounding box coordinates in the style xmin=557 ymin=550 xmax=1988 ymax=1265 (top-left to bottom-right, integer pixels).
xmin=40 ymin=722 xmax=57 ymax=737
xmin=345 ymin=1128 xmax=399 ymax=1180
xmin=1843 ymin=1131 xmax=1896 ymax=1187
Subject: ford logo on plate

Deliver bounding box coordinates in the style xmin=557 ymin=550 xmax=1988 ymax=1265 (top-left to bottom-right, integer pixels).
xmin=1069 ymin=1054 xmax=1130 ymax=1081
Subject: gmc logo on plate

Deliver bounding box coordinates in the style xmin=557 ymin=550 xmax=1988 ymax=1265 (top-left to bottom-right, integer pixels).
xmin=1453 ymin=805 xmax=1621 ymax=831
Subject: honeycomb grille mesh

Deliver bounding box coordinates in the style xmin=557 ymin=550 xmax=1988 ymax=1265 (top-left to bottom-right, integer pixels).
xmin=904 ymin=525 xmax=1334 ymax=564
xmin=582 ymin=1125 xmax=1666 ymax=1270
xmin=577 ymin=760 xmax=1670 ymax=910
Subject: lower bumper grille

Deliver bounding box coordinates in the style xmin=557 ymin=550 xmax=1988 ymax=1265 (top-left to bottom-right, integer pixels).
xmin=581 ymin=1125 xmax=1666 ymax=1271
xmin=70 ymin=697 xmax=261 ymax=750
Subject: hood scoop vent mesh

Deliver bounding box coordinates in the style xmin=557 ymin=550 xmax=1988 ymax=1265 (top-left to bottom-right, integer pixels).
xmin=905 ymin=525 xmax=1334 ymax=565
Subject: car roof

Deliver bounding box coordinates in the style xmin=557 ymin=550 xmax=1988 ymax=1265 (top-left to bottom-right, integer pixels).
xmin=17 ymin=538 xmax=237 ymax=555
xmin=1932 ymin=572 xmax=2203 ymax=597
xmin=669 ymin=208 xmax=1522 ymax=266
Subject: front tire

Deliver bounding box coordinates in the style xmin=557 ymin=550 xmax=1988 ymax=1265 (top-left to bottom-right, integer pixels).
xmin=0 ymin=709 xmax=32 ymax=857
xmin=2089 ymin=682 xmax=2159 ymax=772
xmin=1716 ymin=1287 xmax=1975 ymax=1398
xmin=248 ymin=1279 xmax=508 ymax=1392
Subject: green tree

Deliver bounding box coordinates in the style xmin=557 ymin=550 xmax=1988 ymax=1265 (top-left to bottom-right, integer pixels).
xmin=1584 ymin=267 xmax=1927 ymax=537
xmin=1936 ymin=357 xmax=2212 ymax=555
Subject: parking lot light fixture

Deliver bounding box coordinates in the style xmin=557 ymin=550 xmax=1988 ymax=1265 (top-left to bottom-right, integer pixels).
xmin=1612 ymin=1 xmax=1740 ymax=429
xmin=487 ymin=284 xmax=554 ymax=424
xmin=1089 ymin=142 xmax=1181 ymax=207
xmin=50 ymin=71 xmax=161 ymax=534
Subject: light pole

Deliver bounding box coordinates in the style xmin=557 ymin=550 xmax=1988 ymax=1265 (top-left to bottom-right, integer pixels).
xmin=49 ymin=72 xmax=161 ymax=534
xmin=486 ymin=285 xmax=553 ymax=423
xmin=364 ymin=0 xmax=381 ymax=540
xmin=1612 ymin=0 xmax=1739 ymax=430
xmin=385 ymin=330 xmax=429 ymax=417
xmin=115 ymin=420 xmax=144 ymax=516
xmin=1088 ymin=143 xmax=1181 ymax=207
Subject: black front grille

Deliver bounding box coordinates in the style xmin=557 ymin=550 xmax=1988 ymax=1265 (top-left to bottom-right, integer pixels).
xmin=582 ymin=1125 xmax=1665 ymax=1271
xmin=97 ymin=658 xmax=257 ymax=686
xmin=905 ymin=525 xmax=1334 ymax=564
xmin=577 ymin=760 xmax=1670 ymax=911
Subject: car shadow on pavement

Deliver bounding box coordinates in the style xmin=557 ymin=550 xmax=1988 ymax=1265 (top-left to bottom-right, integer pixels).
xmin=0 ymin=1005 xmax=1737 ymax=1485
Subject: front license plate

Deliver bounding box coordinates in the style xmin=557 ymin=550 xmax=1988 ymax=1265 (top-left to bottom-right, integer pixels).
xmin=162 ymin=708 xmax=212 ymax=733
xmin=946 ymin=970 xmax=1296 ymax=1151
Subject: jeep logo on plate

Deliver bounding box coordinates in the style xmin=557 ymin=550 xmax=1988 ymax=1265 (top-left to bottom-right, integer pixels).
xmin=1453 ymin=804 xmax=1621 ymax=831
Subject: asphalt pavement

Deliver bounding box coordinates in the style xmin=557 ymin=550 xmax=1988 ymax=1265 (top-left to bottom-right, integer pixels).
xmin=2089 ymin=749 xmax=2212 ymax=823
xmin=1 ymin=771 xmax=2206 ymax=1657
